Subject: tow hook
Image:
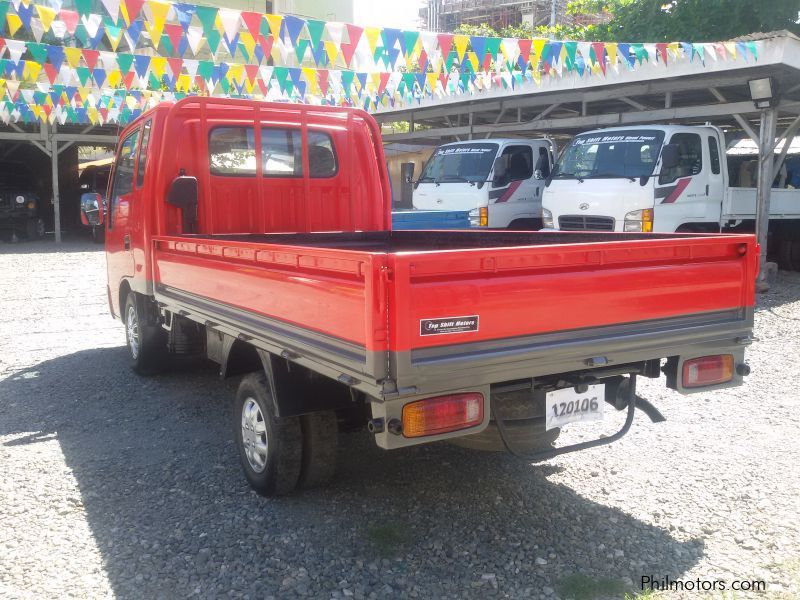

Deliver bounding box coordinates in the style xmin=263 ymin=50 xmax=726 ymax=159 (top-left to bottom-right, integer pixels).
xmin=610 ymin=377 xmax=666 ymax=423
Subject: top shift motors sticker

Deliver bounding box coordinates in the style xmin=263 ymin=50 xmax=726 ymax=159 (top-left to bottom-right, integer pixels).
xmin=420 ymin=316 xmax=479 ymax=336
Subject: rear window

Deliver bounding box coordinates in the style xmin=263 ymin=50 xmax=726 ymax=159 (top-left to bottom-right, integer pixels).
xmin=308 ymin=131 xmax=338 ymax=178
xmin=208 ymin=127 xmax=339 ymax=179
xmin=262 ymin=128 xmax=302 ymax=177
xmin=209 ymin=127 xmax=256 ymax=176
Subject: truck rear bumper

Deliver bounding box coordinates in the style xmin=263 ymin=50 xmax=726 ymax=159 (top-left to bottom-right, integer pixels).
xmin=390 ymin=308 xmax=752 ymax=397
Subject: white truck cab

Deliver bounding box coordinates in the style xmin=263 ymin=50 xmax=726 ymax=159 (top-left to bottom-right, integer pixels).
xmin=542 ymin=124 xmax=800 ymax=269
xmin=412 ymin=138 xmax=555 ymax=229
xmin=542 ymin=125 xmax=732 ymax=233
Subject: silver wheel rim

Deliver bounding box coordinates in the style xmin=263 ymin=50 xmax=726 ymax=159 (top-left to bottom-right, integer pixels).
xmin=241 ymin=397 xmax=268 ymax=473
xmin=126 ymin=305 xmax=139 ymax=360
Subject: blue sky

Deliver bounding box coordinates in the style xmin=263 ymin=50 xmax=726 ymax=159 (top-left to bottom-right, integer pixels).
xmin=353 ymin=0 xmax=422 ymax=30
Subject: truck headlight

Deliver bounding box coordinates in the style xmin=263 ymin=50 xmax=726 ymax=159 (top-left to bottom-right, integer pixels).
xmin=15 ymin=195 xmax=25 ymax=204
xmin=542 ymin=208 xmax=554 ymax=229
xmin=469 ymin=207 xmax=488 ymax=227
xmin=623 ymin=208 xmax=654 ymax=232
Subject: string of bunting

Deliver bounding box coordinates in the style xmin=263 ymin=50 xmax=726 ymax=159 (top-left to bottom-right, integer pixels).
xmin=0 ymin=0 xmax=763 ymax=125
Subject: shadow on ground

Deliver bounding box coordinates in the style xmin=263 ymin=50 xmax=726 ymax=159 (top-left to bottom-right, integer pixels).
xmin=0 ymin=348 xmax=704 ymax=598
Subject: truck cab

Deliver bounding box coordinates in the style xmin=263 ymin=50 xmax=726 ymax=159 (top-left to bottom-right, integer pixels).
xmin=542 ymin=124 xmax=800 ymax=265
xmin=542 ymin=125 xmax=726 ymax=233
xmin=412 ymin=138 xmax=554 ymax=229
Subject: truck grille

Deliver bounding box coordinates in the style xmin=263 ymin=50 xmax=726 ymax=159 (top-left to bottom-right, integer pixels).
xmin=559 ymin=215 xmax=615 ymax=231
xmin=0 ymin=194 xmax=11 ymax=209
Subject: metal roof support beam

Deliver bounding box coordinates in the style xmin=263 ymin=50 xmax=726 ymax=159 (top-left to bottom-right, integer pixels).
xmin=48 ymin=123 xmax=62 ymax=244
xmin=444 ymin=115 xmax=462 ymax=141
xmin=710 ymin=87 xmax=762 ymax=148
xmin=771 ymin=112 xmax=800 ymax=180
xmin=755 ymin=108 xmax=777 ymax=291
xmin=1 ymin=125 xmax=51 ymax=156
xmin=485 ymin=107 xmax=507 ymax=138
xmin=665 ymin=91 xmax=672 ymax=108
xmin=374 ymin=74 xmax=767 ymax=125
xmin=382 ymin=99 xmax=779 ymax=142
xmin=620 ymin=96 xmax=649 ymax=110
xmin=533 ymin=103 xmax=560 ymax=121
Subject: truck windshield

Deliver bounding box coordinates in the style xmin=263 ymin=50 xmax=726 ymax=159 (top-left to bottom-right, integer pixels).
xmin=419 ymin=143 xmax=498 ymax=183
xmin=552 ymin=130 xmax=665 ymax=180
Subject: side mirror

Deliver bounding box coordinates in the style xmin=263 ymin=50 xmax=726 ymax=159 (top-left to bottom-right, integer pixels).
xmin=166 ymin=175 xmax=198 ymax=233
xmin=660 ymin=144 xmax=680 ymax=170
xmin=492 ymin=155 xmax=509 ymax=186
xmin=401 ymin=162 xmax=415 ymax=184
xmin=80 ymin=192 xmax=103 ymax=226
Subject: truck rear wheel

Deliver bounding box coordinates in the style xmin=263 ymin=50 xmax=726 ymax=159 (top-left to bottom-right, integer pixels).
xmin=235 ymin=373 xmax=302 ymax=496
xmin=124 ymin=293 xmax=168 ymax=375
xmin=298 ymin=411 xmax=338 ymax=489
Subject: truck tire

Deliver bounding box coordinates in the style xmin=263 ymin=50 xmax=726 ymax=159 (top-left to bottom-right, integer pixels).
xmin=776 ymin=239 xmax=800 ymax=272
xmin=25 ymin=218 xmax=44 ymax=240
xmin=124 ymin=293 xmax=168 ymax=375
xmin=235 ymin=373 xmax=302 ymax=496
xmin=298 ymin=411 xmax=338 ymax=489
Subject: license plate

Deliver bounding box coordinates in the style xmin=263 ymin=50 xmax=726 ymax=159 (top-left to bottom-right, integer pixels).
xmin=545 ymin=384 xmax=605 ymax=431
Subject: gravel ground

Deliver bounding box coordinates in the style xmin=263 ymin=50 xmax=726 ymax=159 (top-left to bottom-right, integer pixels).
xmin=0 ymin=239 xmax=798 ymax=600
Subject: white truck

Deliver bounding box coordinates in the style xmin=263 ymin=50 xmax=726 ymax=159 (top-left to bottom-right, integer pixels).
xmin=411 ymin=138 xmax=555 ymax=229
xmin=542 ymin=125 xmax=800 ymax=270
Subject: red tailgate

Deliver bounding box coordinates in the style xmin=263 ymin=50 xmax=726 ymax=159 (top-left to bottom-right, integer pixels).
xmin=387 ymin=234 xmax=757 ymax=353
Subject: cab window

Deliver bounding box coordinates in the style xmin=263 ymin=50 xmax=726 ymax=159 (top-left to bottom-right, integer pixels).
xmin=501 ymin=145 xmax=533 ymax=181
xmin=209 ymin=127 xmax=256 ymax=176
xmin=708 ymin=135 xmax=721 ymax=175
xmin=262 ymin=128 xmax=302 ymax=177
xmin=109 ymin=129 xmax=139 ymax=227
xmin=660 ymin=133 xmax=702 ymax=184
xmin=136 ymin=120 xmax=151 ymax=187
xmin=307 ymin=131 xmax=337 ymax=178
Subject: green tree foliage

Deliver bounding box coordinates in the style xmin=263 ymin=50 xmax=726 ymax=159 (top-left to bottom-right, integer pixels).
xmin=455 ymin=0 xmax=800 ymax=41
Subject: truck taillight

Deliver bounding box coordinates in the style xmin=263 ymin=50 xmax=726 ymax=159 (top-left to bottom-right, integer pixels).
xmin=682 ymin=355 xmax=734 ymax=388
xmin=402 ymin=393 xmax=484 ymax=438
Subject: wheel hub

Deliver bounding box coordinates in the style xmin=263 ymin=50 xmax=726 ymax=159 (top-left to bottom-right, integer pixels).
xmin=126 ymin=305 xmax=139 ymax=359
xmin=241 ymin=397 xmax=268 ymax=473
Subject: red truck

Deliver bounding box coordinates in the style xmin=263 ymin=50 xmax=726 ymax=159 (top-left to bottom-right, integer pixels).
xmin=91 ymin=97 xmax=756 ymax=496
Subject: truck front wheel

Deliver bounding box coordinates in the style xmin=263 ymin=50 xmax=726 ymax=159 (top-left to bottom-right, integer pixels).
xmin=235 ymin=373 xmax=303 ymax=496
xmin=124 ymin=293 xmax=167 ymax=375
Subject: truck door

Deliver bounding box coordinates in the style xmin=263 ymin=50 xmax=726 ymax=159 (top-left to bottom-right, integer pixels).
xmin=489 ymin=144 xmax=536 ymax=228
xmin=705 ymin=132 xmax=724 ymax=223
xmin=654 ymin=131 xmax=707 ymax=231
xmin=105 ymin=126 xmax=141 ymax=316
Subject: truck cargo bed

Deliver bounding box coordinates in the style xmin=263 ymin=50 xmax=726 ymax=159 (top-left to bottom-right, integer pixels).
xmin=152 ymin=230 xmax=757 ymax=399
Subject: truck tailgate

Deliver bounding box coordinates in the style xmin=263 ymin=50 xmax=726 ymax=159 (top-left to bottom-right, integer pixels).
xmin=386 ymin=234 xmax=757 ymax=395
